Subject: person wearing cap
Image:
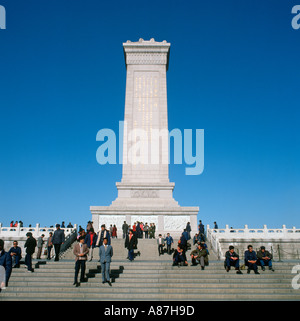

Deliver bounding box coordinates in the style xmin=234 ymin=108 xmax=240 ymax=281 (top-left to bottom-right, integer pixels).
xmin=0 ymin=239 xmax=12 ymax=288
xmin=51 ymin=224 xmax=65 ymax=261
xmin=257 ymin=246 xmax=274 ymax=271
xmin=36 ymin=234 xmax=45 ymax=259
xmin=24 ymin=232 xmax=37 ymax=272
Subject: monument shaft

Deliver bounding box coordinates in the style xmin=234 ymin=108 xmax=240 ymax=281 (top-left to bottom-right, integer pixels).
xmin=91 ymin=39 xmax=199 ymax=237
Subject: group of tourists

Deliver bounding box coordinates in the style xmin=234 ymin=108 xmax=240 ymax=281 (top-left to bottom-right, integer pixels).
xmin=0 ymin=223 xmax=66 ymax=290
xmin=0 ymin=220 xmax=276 ymax=292
xmin=122 ymin=221 xmax=156 ymax=239
xmin=9 ymin=221 xmax=24 ymax=228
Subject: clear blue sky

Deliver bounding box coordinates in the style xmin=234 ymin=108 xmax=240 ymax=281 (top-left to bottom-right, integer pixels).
xmin=0 ymin=0 xmax=299 ymax=230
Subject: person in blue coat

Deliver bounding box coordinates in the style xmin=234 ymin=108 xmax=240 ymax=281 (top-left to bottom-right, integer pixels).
xmin=0 ymin=239 xmax=12 ymax=288
xmin=164 ymin=233 xmax=174 ymax=254
xmin=244 ymin=245 xmax=260 ymax=274
xmin=182 ymin=229 xmax=190 ymax=241
xmin=99 ymin=238 xmax=113 ymax=286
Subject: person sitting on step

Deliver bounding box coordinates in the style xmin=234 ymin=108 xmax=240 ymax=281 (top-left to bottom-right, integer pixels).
xmin=257 ymin=246 xmax=274 ymax=272
xmin=190 ymin=243 xmax=208 ymax=270
xmin=244 ymin=245 xmax=260 ymax=274
xmin=224 ymin=245 xmax=243 ymax=274
xmin=172 ymin=244 xmax=188 ymax=267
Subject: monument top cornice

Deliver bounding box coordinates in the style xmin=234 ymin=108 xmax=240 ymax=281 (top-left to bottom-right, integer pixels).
xmin=123 ymin=38 xmax=170 ymax=70
xmin=123 ymin=38 xmax=170 ymax=48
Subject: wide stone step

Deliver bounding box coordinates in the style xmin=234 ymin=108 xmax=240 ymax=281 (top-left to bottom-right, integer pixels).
xmin=3 ymin=286 xmax=297 ymax=295
xmin=5 ymin=279 xmax=294 ymax=288
xmin=1 ymin=292 xmax=300 ymax=301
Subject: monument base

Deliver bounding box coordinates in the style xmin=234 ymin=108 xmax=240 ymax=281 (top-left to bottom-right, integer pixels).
xmin=91 ymin=206 xmax=198 ymax=239
xmin=91 ymin=181 xmax=199 ymax=238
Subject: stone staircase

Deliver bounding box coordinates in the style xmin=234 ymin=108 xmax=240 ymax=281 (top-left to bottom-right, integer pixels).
xmin=1 ymin=238 xmax=300 ymax=300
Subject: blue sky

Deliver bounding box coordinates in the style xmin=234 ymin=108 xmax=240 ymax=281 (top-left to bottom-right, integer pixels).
xmin=0 ymin=0 xmax=299 ymax=230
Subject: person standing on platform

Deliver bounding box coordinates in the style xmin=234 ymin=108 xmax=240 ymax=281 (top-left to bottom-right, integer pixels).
xmin=36 ymin=234 xmax=45 ymax=259
xmin=165 ymin=233 xmax=174 ymax=254
xmin=198 ymin=220 xmax=205 ymax=240
xmin=112 ymin=225 xmax=117 ymax=239
xmin=157 ymin=234 xmax=165 ymax=256
xmin=125 ymin=229 xmax=137 ymax=262
xmin=96 ymin=224 xmax=111 ymax=248
xmin=144 ymin=223 xmax=149 ymax=239
xmin=52 ymin=224 xmax=65 ymax=262
xmin=73 ymin=236 xmax=89 ymax=287
xmin=122 ymin=221 xmax=128 ymax=239
xmin=85 ymin=227 xmax=97 ymax=261
xmin=99 ymin=238 xmax=113 ymax=286
xmin=24 ymin=232 xmax=36 ymax=272
xmin=186 ymin=222 xmax=191 ymax=240
xmin=179 ymin=232 xmax=188 ymax=252
xmin=47 ymin=232 xmax=53 ymax=260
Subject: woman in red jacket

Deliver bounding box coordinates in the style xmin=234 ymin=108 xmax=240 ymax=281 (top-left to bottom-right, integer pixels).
xmin=112 ymin=225 xmax=117 ymax=238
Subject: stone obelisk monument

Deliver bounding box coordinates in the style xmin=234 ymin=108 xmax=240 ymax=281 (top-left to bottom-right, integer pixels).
xmin=91 ymin=38 xmax=199 ymax=237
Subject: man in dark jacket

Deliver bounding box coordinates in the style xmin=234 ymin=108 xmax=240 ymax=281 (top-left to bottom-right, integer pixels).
xmin=24 ymin=232 xmax=37 ymax=272
xmin=180 ymin=232 xmax=188 ymax=252
xmin=0 ymin=239 xmax=12 ymax=288
xmin=244 ymin=245 xmax=260 ymax=274
xmin=52 ymin=224 xmax=65 ymax=261
xmin=186 ymin=222 xmax=191 ymax=240
xmin=257 ymin=246 xmax=274 ymax=271
xmin=224 ymin=245 xmax=242 ymax=274
xmin=122 ymin=221 xmax=129 ymax=239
